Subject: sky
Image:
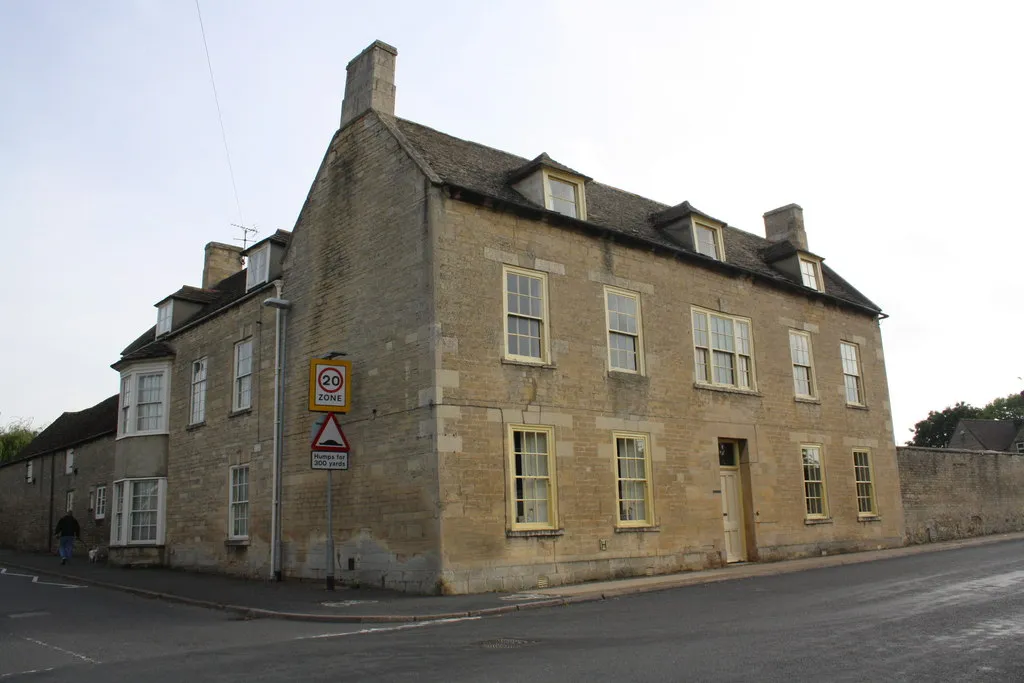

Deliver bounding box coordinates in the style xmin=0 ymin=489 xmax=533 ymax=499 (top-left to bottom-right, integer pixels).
xmin=1 ymin=1 xmax=1022 ymax=443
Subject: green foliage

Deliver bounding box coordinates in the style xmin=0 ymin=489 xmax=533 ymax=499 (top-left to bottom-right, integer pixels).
xmin=907 ymin=402 xmax=980 ymax=448
xmin=907 ymin=391 xmax=1024 ymax=447
xmin=0 ymin=418 xmax=39 ymax=463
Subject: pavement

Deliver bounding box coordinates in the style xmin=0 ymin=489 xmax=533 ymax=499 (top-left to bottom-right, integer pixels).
xmin=3 ymin=530 xmax=1024 ymax=623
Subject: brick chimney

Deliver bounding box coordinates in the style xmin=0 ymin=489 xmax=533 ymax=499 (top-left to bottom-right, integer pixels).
xmin=203 ymin=242 xmax=243 ymax=289
xmin=340 ymin=40 xmax=398 ymax=128
xmin=763 ymin=204 xmax=808 ymax=251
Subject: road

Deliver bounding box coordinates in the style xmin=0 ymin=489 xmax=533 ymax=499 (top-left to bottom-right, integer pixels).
xmin=3 ymin=540 xmax=1024 ymax=682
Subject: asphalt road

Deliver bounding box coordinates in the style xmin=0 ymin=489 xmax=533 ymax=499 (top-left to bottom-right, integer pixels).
xmin=4 ymin=540 xmax=1024 ymax=682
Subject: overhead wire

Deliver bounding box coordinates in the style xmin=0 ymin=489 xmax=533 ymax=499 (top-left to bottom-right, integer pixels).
xmin=194 ymin=0 xmax=245 ymax=227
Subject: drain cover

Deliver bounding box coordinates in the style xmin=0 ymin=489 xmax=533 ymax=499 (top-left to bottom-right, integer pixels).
xmin=477 ymin=638 xmax=534 ymax=649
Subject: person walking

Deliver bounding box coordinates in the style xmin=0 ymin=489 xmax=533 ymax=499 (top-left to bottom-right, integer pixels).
xmin=54 ymin=511 xmax=80 ymax=565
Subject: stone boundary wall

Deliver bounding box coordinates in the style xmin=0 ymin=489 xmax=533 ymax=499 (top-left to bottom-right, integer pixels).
xmin=898 ymin=446 xmax=1024 ymax=543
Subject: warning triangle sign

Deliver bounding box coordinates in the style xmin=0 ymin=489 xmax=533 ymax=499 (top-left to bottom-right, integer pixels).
xmin=311 ymin=413 xmax=351 ymax=452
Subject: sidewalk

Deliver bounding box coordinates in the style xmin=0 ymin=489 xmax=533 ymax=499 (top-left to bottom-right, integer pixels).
xmin=3 ymin=531 xmax=1023 ymax=623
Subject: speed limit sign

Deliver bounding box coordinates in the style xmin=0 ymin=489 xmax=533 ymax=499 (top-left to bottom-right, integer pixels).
xmin=309 ymin=359 xmax=352 ymax=412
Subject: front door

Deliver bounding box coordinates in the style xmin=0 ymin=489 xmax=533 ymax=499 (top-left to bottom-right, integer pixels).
xmin=719 ymin=441 xmax=746 ymax=563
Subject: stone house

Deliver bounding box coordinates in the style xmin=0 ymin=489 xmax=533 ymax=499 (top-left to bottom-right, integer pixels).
xmin=98 ymin=39 xmax=903 ymax=593
xmin=946 ymin=419 xmax=1024 ymax=453
xmin=0 ymin=395 xmax=117 ymax=554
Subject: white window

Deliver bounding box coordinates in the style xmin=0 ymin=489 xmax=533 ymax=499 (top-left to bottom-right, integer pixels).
xmin=65 ymin=448 xmax=75 ymax=474
xmin=245 ymin=245 xmax=270 ymax=290
xmin=233 ymin=339 xmax=254 ymax=411
xmin=802 ymin=445 xmax=828 ymax=519
xmin=25 ymin=460 xmax=33 ymax=483
xmin=156 ymin=301 xmax=173 ymax=335
xmin=118 ymin=364 xmax=170 ymax=437
xmin=799 ymin=258 xmax=823 ymax=292
xmin=692 ymin=308 xmax=754 ymax=390
xmin=544 ymin=173 xmax=585 ymax=219
xmin=65 ymin=490 xmax=74 ymax=512
xmin=229 ymin=465 xmax=250 ymax=539
xmin=853 ymin=450 xmax=876 ymax=516
xmin=190 ymin=358 xmax=208 ymax=424
xmin=789 ymin=331 xmax=816 ymax=399
xmin=694 ymin=223 xmax=723 ymax=260
xmin=109 ymin=478 xmax=167 ymax=547
xmin=615 ymin=433 xmax=654 ymax=527
xmin=1016 ymin=442 xmax=1024 ymax=454
xmin=94 ymin=485 xmax=107 ymax=520
xmin=508 ymin=426 xmax=558 ymax=530
xmin=840 ymin=342 xmax=864 ymax=405
xmin=605 ymin=287 xmax=643 ymax=373
xmin=503 ymin=266 xmax=549 ymax=363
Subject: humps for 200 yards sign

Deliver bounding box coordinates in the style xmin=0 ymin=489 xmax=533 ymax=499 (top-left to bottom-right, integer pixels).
xmin=308 ymin=359 xmax=352 ymax=413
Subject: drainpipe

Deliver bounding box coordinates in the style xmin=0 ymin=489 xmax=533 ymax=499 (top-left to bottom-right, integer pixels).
xmin=263 ymin=289 xmax=291 ymax=582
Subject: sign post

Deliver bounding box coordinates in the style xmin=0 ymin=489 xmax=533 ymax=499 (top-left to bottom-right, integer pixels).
xmin=309 ymin=405 xmax=352 ymax=592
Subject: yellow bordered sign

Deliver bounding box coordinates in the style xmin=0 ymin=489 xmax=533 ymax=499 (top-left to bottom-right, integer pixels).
xmin=309 ymin=359 xmax=352 ymax=413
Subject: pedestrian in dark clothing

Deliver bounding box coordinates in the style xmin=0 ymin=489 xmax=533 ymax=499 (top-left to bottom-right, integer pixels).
xmin=54 ymin=512 xmax=80 ymax=565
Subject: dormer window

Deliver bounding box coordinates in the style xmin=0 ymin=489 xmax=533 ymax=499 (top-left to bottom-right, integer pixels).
xmin=799 ymin=257 xmax=823 ymax=291
xmin=694 ymin=222 xmax=724 ymax=261
xmin=246 ymin=245 xmax=270 ymax=290
xmin=545 ymin=174 xmax=583 ymax=219
xmin=156 ymin=302 xmax=172 ymax=336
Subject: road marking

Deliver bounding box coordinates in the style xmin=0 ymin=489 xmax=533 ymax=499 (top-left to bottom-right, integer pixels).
xmin=0 ymin=568 xmax=85 ymax=589
xmin=18 ymin=635 xmax=99 ymax=664
xmin=295 ymin=616 xmax=482 ymax=641
xmin=499 ymin=593 xmax=550 ymax=601
xmin=321 ymin=600 xmax=379 ymax=607
xmin=0 ymin=668 xmax=55 ymax=679
xmin=8 ymin=611 xmax=50 ymax=619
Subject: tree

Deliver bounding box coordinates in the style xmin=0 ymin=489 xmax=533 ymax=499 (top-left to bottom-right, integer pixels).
xmin=978 ymin=392 xmax=1024 ymax=421
xmin=907 ymin=402 xmax=980 ymax=448
xmin=0 ymin=417 xmax=39 ymax=463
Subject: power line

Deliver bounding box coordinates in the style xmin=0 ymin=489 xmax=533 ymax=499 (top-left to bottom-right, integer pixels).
xmin=194 ymin=0 xmax=245 ymax=226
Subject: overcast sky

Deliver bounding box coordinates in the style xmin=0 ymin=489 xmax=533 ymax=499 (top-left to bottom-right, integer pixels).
xmin=2 ymin=1 xmax=1021 ymax=442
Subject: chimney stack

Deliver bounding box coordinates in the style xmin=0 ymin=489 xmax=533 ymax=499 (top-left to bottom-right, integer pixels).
xmin=340 ymin=40 xmax=398 ymax=128
xmin=763 ymin=204 xmax=808 ymax=251
xmin=203 ymin=242 xmax=244 ymax=289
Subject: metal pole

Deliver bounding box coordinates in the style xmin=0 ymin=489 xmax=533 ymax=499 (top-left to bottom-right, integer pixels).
xmin=326 ymin=468 xmax=334 ymax=591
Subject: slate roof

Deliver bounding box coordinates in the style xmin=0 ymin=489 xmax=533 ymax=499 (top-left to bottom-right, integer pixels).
xmin=115 ymin=231 xmax=289 ymax=367
xmin=393 ymin=117 xmax=881 ymax=314
xmin=12 ymin=394 xmax=119 ymax=462
xmin=948 ymin=419 xmax=1022 ymax=451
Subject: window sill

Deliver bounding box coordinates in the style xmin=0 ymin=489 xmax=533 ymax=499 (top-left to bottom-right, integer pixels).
xmin=804 ymin=518 xmax=833 ymax=526
xmin=225 ymin=538 xmax=250 ymax=547
xmin=506 ymin=528 xmax=564 ymax=538
xmin=607 ymin=369 xmax=647 ymax=380
xmin=186 ymin=421 xmax=206 ymax=432
xmin=795 ymin=396 xmax=820 ymax=405
xmin=229 ymin=408 xmax=253 ymax=419
xmin=857 ymin=515 xmax=881 ymax=523
xmin=615 ymin=525 xmax=660 ymax=533
xmin=846 ymin=403 xmax=869 ymax=411
xmin=109 ymin=543 xmax=165 ymax=549
xmin=501 ymin=358 xmax=556 ymax=370
xmin=693 ymin=383 xmax=761 ymax=398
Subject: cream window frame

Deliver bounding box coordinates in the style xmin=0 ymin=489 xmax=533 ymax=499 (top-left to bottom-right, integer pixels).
xmin=604 ymin=286 xmax=644 ymax=375
xmin=156 ymin=301 xmax=173 ymax=335
xmin=840 ymin=342 xmax=864 ymax=406
xmin=94 ymin=484 xmax=107 ymax=520
xmin=691 ymin=307 xmax=756 ymax=391
xmin=507 ymin=425 xmax=558 ymax=531
xmin=245 ymin=245 xmax=270 ymax=290
xmin=693 ymin=221 xmax=725 ymax=261
xmin=853 ymin=449 xmax=877 ymax=516
xmin=799 ymin=257 xmax=823 ymax=292
xmin=190 ymin=357 xmax=208 ymax=425
xmin=25 ymin=460 xmax=33 ymax=483
xmin=613 ymin=432 xmax=654 ymax=528
xmin=542 ymin=170 xmax=586 ymax=220
xmin=228 ymin=465 xmax=250 ymax=540
xmin=502 ymin=265 xmax=551 ymax=365
xmin=801 ymin=444 xmax=829 ymax=519
xmin=109 ymin=477 xmax=167 ymax=547
xmin=65 ymin=490 xmax=74 ymax=513
xmin=117 ymin=363 xmax=171 ymax=438
xmin=65 ymin=448 xmax=75 ymax=475
xmin=233 ymin=339 xmax=254 ymax=412
xmin=1016 ymin=442 xmax=1024 ymax=454
xmin=789 ymin=330 xmax=817 ymax=399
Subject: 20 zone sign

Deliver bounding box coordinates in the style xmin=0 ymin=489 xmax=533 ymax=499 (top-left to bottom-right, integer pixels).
xmin=308 ymin=359 xmax=352 ymax=413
